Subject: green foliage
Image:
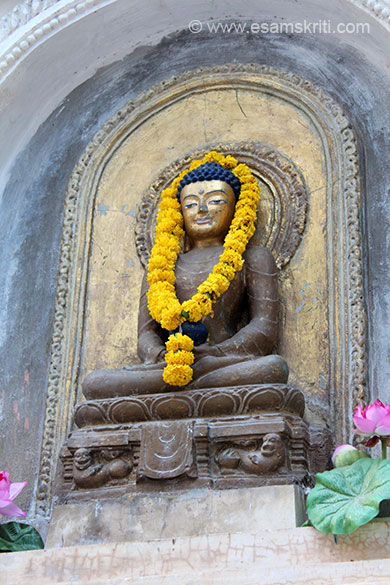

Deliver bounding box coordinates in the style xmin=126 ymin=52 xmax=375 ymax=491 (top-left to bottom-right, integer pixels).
xmin=307 ymin=458 xmax=390 ymax=534
xmin=0 ymin=522 xmax=44 ymax=552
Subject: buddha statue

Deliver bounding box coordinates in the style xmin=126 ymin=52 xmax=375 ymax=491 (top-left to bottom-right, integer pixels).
xmin=83 ymin=155 xmax=288 ymax=400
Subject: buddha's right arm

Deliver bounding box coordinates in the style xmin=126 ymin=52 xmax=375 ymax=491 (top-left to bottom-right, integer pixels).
xmin=137 ymin=273 xmax=166 ymax=363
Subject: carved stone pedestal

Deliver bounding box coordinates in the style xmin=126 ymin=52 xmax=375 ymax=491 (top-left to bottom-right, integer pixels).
xmin=57 ymin=383 xmax=320 ymax=500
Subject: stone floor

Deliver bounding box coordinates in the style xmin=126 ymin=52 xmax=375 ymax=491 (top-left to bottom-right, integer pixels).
xmin=2 ymin=521 xmax=390 ymax=584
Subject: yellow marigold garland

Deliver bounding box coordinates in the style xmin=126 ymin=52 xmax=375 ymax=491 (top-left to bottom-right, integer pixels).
xmin=163 ymin=333 xmax=195 ymax=386
xmin=147 ymin=151 xmax=260 ymax=387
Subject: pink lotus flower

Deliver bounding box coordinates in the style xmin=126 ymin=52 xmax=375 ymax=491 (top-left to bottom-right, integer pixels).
xmin=332 ymin=444 xmax=355 ymax=465
xmin=353 ymin=399 xmax=390 ymax=437
xmin=331 ymin=444 xmax=369 ymax=467
xmin=0 ymin=471 xmax=27 ymax=517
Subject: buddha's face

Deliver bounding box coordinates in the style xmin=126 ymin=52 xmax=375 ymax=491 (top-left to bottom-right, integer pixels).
xmin=180 ymin=180 xmax=236 ymax=248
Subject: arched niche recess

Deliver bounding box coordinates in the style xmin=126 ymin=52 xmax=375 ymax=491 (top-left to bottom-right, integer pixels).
xmin=36 ymin=64 xmax=367 ymax=518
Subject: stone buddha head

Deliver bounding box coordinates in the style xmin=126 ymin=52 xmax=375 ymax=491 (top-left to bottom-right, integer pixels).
xmin=177 ymin=162 xmax=241 ymax=248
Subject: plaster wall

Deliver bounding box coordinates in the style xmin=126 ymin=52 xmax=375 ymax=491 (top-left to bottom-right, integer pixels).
xmin=1 ymin=0 xmax=390 ymax=521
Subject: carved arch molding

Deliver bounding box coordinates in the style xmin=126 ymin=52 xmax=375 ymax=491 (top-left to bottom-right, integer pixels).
xmin=35 ymin=64 xmax=367 ymax=518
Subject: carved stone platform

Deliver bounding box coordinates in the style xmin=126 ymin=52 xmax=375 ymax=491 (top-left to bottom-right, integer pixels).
xmin=56 ymin=383 xmax=330 ymax=500
xmin=73 ymin=383 xmax=305 ymax=426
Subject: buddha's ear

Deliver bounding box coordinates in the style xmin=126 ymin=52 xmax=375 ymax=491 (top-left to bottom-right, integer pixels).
xmin=183 ymin=233 xmax=191 ymax=253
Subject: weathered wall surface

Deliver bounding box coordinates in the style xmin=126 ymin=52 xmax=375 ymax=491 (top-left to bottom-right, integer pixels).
xmin=1 ymin=0 xmax=390 ymax=521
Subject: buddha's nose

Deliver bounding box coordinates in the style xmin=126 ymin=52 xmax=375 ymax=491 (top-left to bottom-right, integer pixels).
xmin=199 ymin=201 xmax=208 ymax=213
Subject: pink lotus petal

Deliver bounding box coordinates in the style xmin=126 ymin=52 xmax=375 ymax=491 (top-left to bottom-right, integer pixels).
xmin=375 ymin=412 xmax=390 ymax=435
xmin=9 ymin=481 xmax=27 ymax=500
xmin=353 ymin=413 xmax=377 ymax=434
xmin=373 ymin=399 xmax=385 ymax=407
xmin=0 ymin=473 xmax=11 ymax=500
xmin=354 ymin=403 xmax=364 ymax=417
xmin=333 ymin=444 xmax=354 ymax=456
xmin=0 ymin=471 xmax=26 ymax=517
xmin=0 ymin=502 xmax=26 ymax=517
xmin=365 ymin=402 xmax=387 ymax=424
xmin=0 ymin=488 xmax=10 ymax=501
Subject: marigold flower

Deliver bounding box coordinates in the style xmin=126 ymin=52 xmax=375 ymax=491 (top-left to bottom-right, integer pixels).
xmin=181 ymin=300 xmax=203 ymax=322
xmin=147 ymin=269 xmax=176 ymax=286
xmin=171 ymin=170 xmax=190 ymax=191
xmin=191 ymin=292 xmax=213 ymax=316
xmin=165 ymin=349 xmax=195 ymax=366
xmin=234 ymin=204 xmax=257 ymax=221
xmin=224 ymin=234 xmax=247 ymax=254
xmin=160 ymin=186 xmax=176 ymax=199
xmin=189 ymin=159 xmax=204 ymax=171
xmin=213 ymin=262 xmax=236 ymax=281
xmin=159 ymin=199 xmax=181 ymax=212
xmin=223 ymin=155 xmax=238 ymax=169
xmin=160 ymin=305 xmax=182 ymax=330
xmin=199 ymin=274 xmax=230 ymax=298
xmin=230 ymin=215 xmax=255 ymax=231
xmin=172 ymin=224 xmax=185 ymax=239
xmin=155 ymin=218 xmax=178 ymax=234
xmin=148 ymin=254 xmax=176 ymax=271
xmin=163 ymin=364 xmax=193 ymax=386
xmin=153 ymin=233 xmax=181 ymax=254
xmin=165 ymin=333 xmax=194 ymax=352
xmin=219 ymin=249 xmax=244 ymax=271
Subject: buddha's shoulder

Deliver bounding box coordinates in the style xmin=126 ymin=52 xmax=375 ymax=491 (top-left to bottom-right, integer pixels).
xmin=244 ymin=246 xmax=277 ymax=273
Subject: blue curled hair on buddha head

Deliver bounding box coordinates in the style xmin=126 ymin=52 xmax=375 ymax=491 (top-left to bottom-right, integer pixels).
xmin=177 ymin=161 xmax=241 ymax=202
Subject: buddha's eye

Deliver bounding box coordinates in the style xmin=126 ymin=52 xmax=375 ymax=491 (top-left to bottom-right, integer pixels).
xmin=208 ymin=198 xmax=228 ymax=206
xmin=183 ymin=201 xmax=198 ymax=209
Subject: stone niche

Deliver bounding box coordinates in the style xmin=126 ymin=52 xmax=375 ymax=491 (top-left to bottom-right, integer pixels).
xmin=35 ymin=65 xmax=366 ymax=515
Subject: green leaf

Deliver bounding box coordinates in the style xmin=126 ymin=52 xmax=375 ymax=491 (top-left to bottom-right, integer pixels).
xmin=0 ymin=522 xmax=44 ymax=552
xmin=307 ymin=458 xmax=390 ymax=534
xmin=300 ymin=519 xmax=311 ymax=527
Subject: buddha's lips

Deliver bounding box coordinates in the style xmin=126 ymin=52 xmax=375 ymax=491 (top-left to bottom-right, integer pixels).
xmin=196 ymin=216 xmax=212 ymax=224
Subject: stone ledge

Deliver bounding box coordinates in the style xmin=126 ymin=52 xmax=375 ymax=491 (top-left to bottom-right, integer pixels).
xmin=46 ymin=485 xmax=305 ymax=548
xmin=2 ymin=522 xmax=390 ymax=585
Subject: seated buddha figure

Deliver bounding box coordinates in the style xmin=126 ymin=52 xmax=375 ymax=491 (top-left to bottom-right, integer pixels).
xmin=83 ymin=155 xmax=288 ymax=400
